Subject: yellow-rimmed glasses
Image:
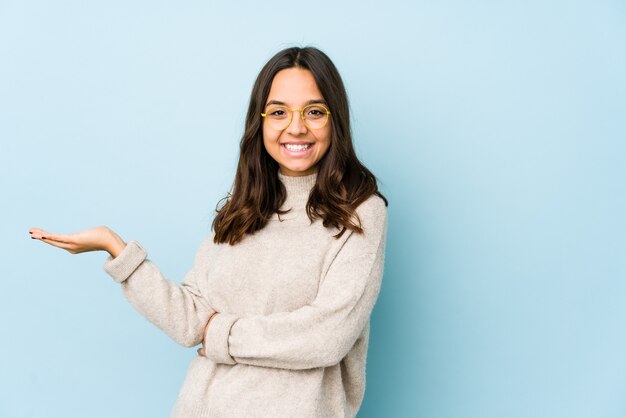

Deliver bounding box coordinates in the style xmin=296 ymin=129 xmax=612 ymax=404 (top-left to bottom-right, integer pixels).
xmin=261 ymin=103 xmax=331 ymax=131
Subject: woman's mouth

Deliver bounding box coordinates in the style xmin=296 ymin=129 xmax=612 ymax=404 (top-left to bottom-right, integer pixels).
xmin=283 ymin=143 xmax=312 ymax=151
xmin=281 ymin=142 xmax=315 ymax=157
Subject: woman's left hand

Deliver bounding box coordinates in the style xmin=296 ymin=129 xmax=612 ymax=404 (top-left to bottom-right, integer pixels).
xmin=197 ymin=312 xmax=218 ymax=357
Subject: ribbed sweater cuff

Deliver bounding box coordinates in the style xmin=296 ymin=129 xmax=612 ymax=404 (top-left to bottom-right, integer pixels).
xmin=204 ymin=313 xmax=238 ymax=365
xmin=103 ymin=240 xmax=148 ymax=283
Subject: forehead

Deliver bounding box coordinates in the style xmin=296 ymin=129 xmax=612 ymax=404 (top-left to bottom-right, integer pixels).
xmin=266 ymin=68 xmax=323 ymax=106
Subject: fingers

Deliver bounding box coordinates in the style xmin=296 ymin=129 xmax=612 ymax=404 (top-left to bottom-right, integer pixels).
xmin=41 ymin=237 xmax=75 ymax=251
xmin=29 ymin=228 xmax=43 ymax=238
xmin=29 ymin=228 xmax=71 ymax=242
xmin=43 ymin=233 xmax=71 ymax=243
xmin=29 ymin=228 xmax=50 ymax=240
xmin=197 ymin=337 xmax=207 ymax=357
xmin=30 ymin=228 xmax=71 ymax=243
xmin=29 ymin=228 xmax=77 ymax=253
xmin=29 ymin=228 xmax=48 ymax=241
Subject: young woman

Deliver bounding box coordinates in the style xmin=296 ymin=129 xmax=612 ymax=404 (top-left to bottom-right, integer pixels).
xmin=30 ymin=46 xmax=389 ymax=418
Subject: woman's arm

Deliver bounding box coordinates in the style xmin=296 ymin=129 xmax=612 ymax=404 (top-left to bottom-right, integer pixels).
xmin=201 ymin=196 xmax=388 ymax=370
xmin=30 ymin=225 xmax=214 ymax=348
xmin=103 ymin=237 xmax=215 ymax=348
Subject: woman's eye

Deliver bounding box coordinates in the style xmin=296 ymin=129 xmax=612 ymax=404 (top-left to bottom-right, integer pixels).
xmin=306 ymin=108 xmax=324 ymax=117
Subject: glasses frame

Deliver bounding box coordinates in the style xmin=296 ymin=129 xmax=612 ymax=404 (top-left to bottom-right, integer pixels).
xmin=261 ymin=103 xmax=331 ymax=131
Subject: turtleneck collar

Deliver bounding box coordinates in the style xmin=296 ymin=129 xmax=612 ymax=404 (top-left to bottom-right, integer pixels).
xmin=277 ymin=168 xmax=317 ymax=209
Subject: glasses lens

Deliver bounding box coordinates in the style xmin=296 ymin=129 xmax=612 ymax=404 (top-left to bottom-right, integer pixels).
xmin=265 ymin=105 xmax=290 ymax=130
xmin=303 ymin=104 xmax=329 ymax=129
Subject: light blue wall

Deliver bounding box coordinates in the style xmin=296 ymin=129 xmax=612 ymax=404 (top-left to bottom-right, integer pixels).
xmin=1 ymin=1 xmax=624 ymax=417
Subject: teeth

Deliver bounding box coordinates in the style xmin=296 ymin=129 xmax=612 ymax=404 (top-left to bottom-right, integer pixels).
xmin=284 ymin=143 xmax=312 ymax=151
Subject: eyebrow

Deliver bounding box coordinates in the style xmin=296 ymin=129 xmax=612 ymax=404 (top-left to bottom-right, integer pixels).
xmin=265 ymin=99 xmax=327 ymax=107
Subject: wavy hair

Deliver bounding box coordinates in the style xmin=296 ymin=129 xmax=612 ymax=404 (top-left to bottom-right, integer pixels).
xmin=212 ymin=46 xmax=388 ymax=245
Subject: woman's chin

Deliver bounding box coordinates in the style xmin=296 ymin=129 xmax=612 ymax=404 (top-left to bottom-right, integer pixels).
xmin=279 ymin=164 xmax=317 ymax=176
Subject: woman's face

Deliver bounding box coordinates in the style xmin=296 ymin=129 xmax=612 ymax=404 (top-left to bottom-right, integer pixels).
xmin=262 ymin=67 xmax=331 ymax=177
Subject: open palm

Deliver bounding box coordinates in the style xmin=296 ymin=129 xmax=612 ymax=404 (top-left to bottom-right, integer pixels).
xmin=29 ymin=225 xmax=122 ymax=255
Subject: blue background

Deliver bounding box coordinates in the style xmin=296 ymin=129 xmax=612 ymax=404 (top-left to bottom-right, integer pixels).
xmin=1 ymin=1 xmax=625 ymax=417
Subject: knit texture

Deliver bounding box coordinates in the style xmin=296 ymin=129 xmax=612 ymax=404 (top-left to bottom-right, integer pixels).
xmin=103 ymin=169 xmax=388 ymax=418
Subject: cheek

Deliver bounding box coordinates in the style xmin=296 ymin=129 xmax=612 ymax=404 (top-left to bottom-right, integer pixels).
xmin=318 ymin=128 xmax=332 ymax=151
xmin=319 ymin=142 xmax=331 ymax=158
xmin=262 ymin=127 xmax=280 ymax=150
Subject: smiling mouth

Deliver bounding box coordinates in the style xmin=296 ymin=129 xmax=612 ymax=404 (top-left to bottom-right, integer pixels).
xmin=282 ymin=143 xmax=314 ymax=151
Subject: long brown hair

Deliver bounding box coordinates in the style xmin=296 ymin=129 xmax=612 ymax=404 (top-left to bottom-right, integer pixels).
xmin=212 ymin=46 xmax=388 ymax=245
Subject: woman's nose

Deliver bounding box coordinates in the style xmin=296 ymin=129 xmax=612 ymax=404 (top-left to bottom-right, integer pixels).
xmin=285 ymin=111 xmax=308 ymax=135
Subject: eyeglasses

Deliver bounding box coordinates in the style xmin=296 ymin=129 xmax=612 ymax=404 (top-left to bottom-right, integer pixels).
xmin=261 ymin=103 xmax=331 ymax=131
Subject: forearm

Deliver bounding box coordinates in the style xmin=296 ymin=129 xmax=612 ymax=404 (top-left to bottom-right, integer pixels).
xmin=104 ymin=239 xmax=214 ymax=348
xmin=120 ymin=261 xmax=213 ymax=347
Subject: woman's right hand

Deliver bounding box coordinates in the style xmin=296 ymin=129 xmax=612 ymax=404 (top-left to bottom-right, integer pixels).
xmin=29 ymin=225 xmax=126 ymax=257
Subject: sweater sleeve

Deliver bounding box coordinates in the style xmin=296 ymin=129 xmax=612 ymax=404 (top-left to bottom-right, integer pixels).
xmin=204 ymin=196 xmax=388 ymax=370
xmin=103 ymin=237 xmax=215 ymax=348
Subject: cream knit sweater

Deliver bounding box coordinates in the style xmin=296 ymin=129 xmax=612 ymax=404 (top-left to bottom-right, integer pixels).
xmin=102 ymin=169 xmax=388 ymax=418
